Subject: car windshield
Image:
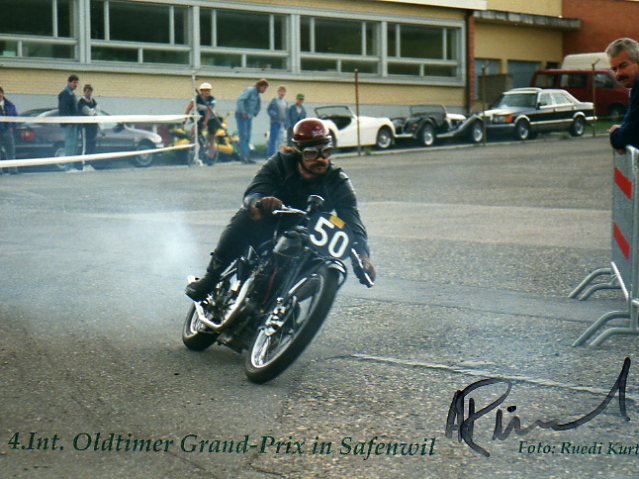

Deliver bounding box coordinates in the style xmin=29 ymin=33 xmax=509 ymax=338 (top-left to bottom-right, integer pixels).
xmin=22 ymin=109 xmax=57 ymax=117
xmin=315 ymin=106 xmax=351 ymax=118
xmin=491 ymin=93 xmax=537 ymax=109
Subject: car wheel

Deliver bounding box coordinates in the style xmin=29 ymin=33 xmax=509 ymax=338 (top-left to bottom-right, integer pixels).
xmin=514 ymin=120 xmax=531 ymax=141
xmin=570 ymin=116 xmax=586 ymax=137
xmin=418 ymin=123 xmax=436 ymax=147
xmin=608 ymin=105 xmax=626 ymax=122
xmin=469 ymin=120 xmax=484 ymax=144
xmin=130 ymin=140 xmax=156 ymax=167
xmin=375 ymin=127 xmax=393 ymax=150
xmin=54 ymin=144 xmax=73 ymax=171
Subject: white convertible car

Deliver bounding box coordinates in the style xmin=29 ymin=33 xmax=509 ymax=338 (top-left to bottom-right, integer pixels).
xmin=315 ymin=106 xmax=395 ymax=150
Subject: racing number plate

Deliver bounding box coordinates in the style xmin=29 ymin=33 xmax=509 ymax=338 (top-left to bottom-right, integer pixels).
xmin=308 ymin=213 xmax=352 ymax=259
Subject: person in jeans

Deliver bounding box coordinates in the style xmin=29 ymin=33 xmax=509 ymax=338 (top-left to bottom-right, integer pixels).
xmin=235 ymin=79 xmax=269 ymax=164
xmin=0 ymin=86 xmax=19 ymax=174
xmin=266 ymin=85 xmax=288 ymax=158
xmin=77 ymin=84 xmax=100 ymax=156
xmin=57 ymin=74 xmax=81 ymax=168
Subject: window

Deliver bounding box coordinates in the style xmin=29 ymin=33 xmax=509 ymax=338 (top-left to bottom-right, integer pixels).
xmin=90 ymin=0 xmax=190 ymax=65
xmin=200 ymin=8 xmax=288 ymax=71
xmin=0 ymin=0 xmax=76 ymax=59
xmin=560 ymin=73 xmax=587 ymax=89
xmin=387 ymin=23 xmax=461 ymax=79
xmin=300 ymin=17 xmax=379 ymax=74
xmin=0 ymin=1 xmax=465 ymax=85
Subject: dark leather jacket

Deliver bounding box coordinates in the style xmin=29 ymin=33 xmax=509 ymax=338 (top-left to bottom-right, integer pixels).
xmin=243 ymin=151 xmax=370 ymax=256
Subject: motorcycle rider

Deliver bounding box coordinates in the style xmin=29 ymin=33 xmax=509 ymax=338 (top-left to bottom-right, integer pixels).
xmin=186 ymin=118 xmax=376 ymax=301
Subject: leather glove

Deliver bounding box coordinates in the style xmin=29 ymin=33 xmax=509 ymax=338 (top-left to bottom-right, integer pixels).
xmin=359 ymin=256 xmax=376 ymax=285
xmin=250 ymin=197 xmax=283 ymax=220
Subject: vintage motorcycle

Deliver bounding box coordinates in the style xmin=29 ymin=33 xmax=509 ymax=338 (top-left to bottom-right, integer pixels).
xmin=182 ymin=195 xmax=374 ymax=384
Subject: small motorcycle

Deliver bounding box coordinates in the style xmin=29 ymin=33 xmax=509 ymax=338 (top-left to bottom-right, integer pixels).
xmin=168 ymin=120 xmax=208 ymax=165
xmin=182 ymin=195 xmax=374 ymax=384
xmin=211 ymin=114 xmax=241 ymax=163
xmin=169 ymin=114 xmax=241 ymax=165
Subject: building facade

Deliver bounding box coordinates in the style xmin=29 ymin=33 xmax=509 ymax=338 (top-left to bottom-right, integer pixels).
xmin=0 ymin=0 xmax=587 ymax=144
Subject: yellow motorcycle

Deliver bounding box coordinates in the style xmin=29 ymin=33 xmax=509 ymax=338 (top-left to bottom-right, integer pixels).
xmin=169 ymin=114 xmax=241 ymax=165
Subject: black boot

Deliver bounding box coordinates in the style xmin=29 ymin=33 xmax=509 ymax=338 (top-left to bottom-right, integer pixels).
xmin=185 ymin=254 xmax=226 ymax=301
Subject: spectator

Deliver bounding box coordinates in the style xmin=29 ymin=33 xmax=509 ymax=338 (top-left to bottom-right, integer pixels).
xmin=266 ymin=85 xmax=288 ymax=158
xmin=235 ymin=79 xmax=269 ymax=164
xmin=0 ymin=86 xmax=19 ymax=174
xmin=57 ymin=74 xmax=81 ymax=168
xmin=607 ymin=38 xmax=639 ymax=153
xmin=287 ymin=93 xmax=307 ymax=145
xmin=77 ymin=84 xmax=100 ymax=157
xmin=185 ymin=82 xmax=218 ymax=163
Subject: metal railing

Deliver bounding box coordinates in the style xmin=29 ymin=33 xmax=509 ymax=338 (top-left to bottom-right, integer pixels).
xmin=573 ymin=146 xmax=639 ymax=346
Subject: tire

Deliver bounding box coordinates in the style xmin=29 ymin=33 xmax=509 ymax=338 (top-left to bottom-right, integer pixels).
xmin=375 ymin=127 xmax=393 ymax=150
xmin=418 ymin=123 xmax=436 ymax=147
xmin=130 ymin=140 xmax=156 ymax=167
xmin=182 ymin=304 xmax=219 ymax=351
xmin=469 ymin=120 xmax=484 ymax=144
xmin=244 ymin=267 xmax=340 ymax=384
xmin=514 ymin=119 xmax=531 ymax=141
xmin=54 ymin=144 xmax=74 ymax=171
xmin=570 ymin=116 xmax=586 ymax=137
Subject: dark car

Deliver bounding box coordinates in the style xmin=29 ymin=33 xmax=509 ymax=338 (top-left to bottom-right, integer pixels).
xmin=392 ymin=104 xmax=470 ymax=147
xmin=473 ymin=88 xmax=595 ymax=142
xmin=14 ymin=108 xmax=164 ymax=170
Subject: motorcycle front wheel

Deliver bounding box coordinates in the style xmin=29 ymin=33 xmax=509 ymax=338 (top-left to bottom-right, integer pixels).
xmin=244 ymin=266 xmax=340 ymax=384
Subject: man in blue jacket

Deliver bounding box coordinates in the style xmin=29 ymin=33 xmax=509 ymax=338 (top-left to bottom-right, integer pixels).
xmin=57 ymin=74 xmax=80 ymax=161
xmin=607 ymin=38 xmax=639 ymax=153
xmin=235 ymin=79 xmax=269 ymax=164
xmin=0 ymin=86 xmax=19 ymax=174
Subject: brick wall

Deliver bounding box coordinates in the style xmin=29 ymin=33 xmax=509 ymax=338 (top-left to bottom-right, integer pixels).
xmin=563 ymin=0 xmax=639 ymax=54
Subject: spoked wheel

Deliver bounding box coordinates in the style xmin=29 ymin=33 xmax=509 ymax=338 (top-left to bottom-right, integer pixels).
xmin=244 ymin=267 xmax=340 ymax=384
xmin=182 ymin=303 xmax=219 ymax=351
xmin=418 ymin=123 xmax=436 ymax=147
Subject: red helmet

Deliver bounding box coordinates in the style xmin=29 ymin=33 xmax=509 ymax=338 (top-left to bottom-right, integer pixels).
xmin=292 ymin=118 xmax=331 ymax=147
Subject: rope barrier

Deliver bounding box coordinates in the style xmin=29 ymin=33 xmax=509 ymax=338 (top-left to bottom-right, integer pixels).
xmin=0 ymin=114 xmax=189 ymax=124
xmin=0 ymin=113 xmax=197 ymax=168
xmin=0 ymin=143 xmax=194 ymax=169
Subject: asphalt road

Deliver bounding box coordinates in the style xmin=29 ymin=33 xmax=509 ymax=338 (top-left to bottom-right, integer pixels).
xmin=2 ymin=136 xmax=638 ymax=478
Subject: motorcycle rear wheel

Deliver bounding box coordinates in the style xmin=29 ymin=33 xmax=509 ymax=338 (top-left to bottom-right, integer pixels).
xmin=244 ymin=266 xmax=340 ymax=384
xmin=182 ymin=304 xmax=219 ymax=351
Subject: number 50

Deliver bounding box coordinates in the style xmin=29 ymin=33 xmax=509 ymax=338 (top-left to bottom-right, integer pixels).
xmin=310 ymin=216 xmax=350 ymax=258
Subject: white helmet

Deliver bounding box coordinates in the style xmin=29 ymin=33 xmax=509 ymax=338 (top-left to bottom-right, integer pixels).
xmin=199 ymin=82 xmax=212 ymax=90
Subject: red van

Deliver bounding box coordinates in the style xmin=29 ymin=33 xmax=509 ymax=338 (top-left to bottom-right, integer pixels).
xmin=530 ymin=69 xmax=628 ymax=120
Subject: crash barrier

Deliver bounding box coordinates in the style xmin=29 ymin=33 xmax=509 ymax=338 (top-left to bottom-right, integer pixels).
xmin=573 ymin=146 xmax=639 ymax=347
xmin=0 ymin=114 xmax=195 ymax=169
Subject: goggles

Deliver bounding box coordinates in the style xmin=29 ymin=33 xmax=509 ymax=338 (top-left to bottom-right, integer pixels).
xmin=300 ymin=145 xmax=332 ymax=162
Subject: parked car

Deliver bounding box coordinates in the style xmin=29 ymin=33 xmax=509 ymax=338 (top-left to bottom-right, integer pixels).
xmin=392 ymin=104 xmax=470 ymax=147
xmin=314 ymin=106 xmax=395 ymax=150
xmin=530 ymin=69 xmax=628 ymax=119
xmin=471 ymin=88 xmax=595 ymax=142
xmin=14 ymin=108 xmax=164 ymax=169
